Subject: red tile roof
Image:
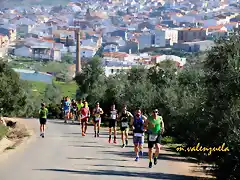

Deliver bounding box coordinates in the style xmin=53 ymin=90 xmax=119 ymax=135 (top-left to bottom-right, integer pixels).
xmin=103 ymin=52 xmax=128 ymax=58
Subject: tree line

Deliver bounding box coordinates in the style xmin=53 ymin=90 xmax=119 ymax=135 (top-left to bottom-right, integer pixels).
xmin=74 ymin=34 xmax=240 ymax=179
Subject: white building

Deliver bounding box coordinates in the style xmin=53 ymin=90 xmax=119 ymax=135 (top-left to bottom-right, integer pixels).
xmin=156 ymin=55 xmax=186 ymax=67
xmin=102 ymin=60 xmax=138 ymax=77
xmin=165 ymin=29 xmax=179 ymax=46
xmin=69 ymin=46 xmax=97 ymax=58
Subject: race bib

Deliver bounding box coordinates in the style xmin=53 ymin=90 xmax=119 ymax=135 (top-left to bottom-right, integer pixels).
xmin=149 ymin=134 xmax=158 ymax=141
xmin=81 ymin=115 xmax=86 ymax=119
xmin=121 ymin=122 xmax=128 ymax=127
xmin=134 ymin=133 xmax=143 ymax=137
xmin=96 ymin=114 xmax=100 ymax=118
xmin=111 ymin=114 xmax=116 ymax=119
xmin=95 ymin=117 xmax=101 ymax=121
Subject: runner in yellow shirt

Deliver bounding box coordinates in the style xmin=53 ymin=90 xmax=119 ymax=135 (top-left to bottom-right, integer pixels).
xmin=77 ymin=99 xmax=84 ymax=121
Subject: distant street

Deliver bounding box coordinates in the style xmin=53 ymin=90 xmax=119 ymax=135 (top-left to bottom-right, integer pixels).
xmin=0 ymin=119 xmax=208 ymax=180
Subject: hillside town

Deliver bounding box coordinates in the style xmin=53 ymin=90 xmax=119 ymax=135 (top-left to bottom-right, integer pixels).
xmin=0 ymin=0 xmax=240 ymax=77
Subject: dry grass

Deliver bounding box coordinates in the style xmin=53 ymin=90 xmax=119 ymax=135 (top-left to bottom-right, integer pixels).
xmin=6 ymin=122 xmax=29 ymax=140
xmin=0 ymin=125 xmax=8 ymax=140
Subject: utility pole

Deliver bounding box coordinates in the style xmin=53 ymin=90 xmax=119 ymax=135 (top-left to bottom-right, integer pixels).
xmin=76 ymin=30 xmax=81 ymax=73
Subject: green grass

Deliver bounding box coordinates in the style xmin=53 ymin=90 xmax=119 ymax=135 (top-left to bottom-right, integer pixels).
xmin=0 ymin=125 xmax=8 ymax=140
xmin=8 ymin=58 xmax=77 ymax=98
xmin=30 ymin=80 xmax=77 ymax=99
xmin=54 ymin=81 xmax=78 ymax=98
xmin=161 ymin=136 xmax=176 ymax=144
xmin=9 ymin=59 xmax=69 ymax=73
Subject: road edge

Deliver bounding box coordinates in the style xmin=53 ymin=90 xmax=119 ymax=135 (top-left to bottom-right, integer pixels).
xmin=0 ymin=118 xmax=37 ymax=163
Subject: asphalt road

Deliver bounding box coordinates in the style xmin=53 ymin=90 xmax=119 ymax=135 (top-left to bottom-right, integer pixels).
xmin=0 ymin=119 xmax=205 ymax=180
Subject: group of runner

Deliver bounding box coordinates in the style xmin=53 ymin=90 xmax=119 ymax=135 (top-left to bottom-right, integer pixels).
xmin=39 ymin=98 xmax=165 ymax=168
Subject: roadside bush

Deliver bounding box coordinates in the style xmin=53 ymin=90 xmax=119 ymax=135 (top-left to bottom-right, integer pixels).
xmin=0 ymin=124 xmax=8 ymax=140
xmin=74 ymin=33 xmax=240 ymax=179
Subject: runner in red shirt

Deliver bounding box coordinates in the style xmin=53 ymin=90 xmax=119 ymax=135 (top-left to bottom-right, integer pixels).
xmin=80 ymin=101 xmax=90 ymax=136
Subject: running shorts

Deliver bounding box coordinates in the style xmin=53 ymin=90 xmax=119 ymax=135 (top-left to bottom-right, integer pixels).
xmin=81 ymin=118 xmax=88 ymax=123
xmin=64 ymin=109 xmax=69 ymax=115
xmin=147 ymin=133 xmax=161 ymax=149
xmin=133 ymin=135 xmax=144 ymax=145
xmin=39 ymin=118 xmax=47 ymax=125
xmin=120 ymin=121 xmax=129 ymax=131
xmin=120 ymin=127 xmax=128 ymax=131
xmin=93 ymin=116 xmax=101 ymax=124
xmin=109 ymin=119 xmax=117 ymax=128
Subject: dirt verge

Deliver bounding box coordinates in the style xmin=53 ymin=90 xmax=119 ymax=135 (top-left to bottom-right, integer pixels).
xmin=0 ymin=117 xmax=37 ymax=162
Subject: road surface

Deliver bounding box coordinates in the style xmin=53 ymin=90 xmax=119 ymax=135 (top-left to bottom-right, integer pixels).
xmin=0 ymin=119 xmax=208 ymax=180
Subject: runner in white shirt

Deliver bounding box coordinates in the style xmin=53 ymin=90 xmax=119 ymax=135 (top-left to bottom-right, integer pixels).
xmin=92 ymin=102 xmax=104 ymax=137
xmin=108 ymin=104 xmax=118 ymax=144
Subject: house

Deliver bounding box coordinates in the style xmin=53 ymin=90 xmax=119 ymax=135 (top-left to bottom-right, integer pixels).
xmin=154 ymin=30 xmax=166 ymax=47
xmin=0 ymin=34 xmax=9 ymax=48
xmin=103 ymin=52 xmax=129 ymax=61
xmin=165 ymin=27 xmax=207 ymax=45
xmin=165 ymin=28 xmax=179 ymax=45
xmin=173 ymin=40 xmax=215 ymax=52
xmin=103 ymin=44 xmax=119 ymax=52
xmin=0 ymin=26 xmax=17 ymax=42
xmin=32 ymin=46 xmax=61 ymax=61
xmin=154 ymin=55 xmax=186 ymax=67
xmin=137 ymin=32 xmax=153 ymax=50
xmin=102 ymin=59 xmax=137 ymax=77
xmin=14 ymin=46 xmax=33 ymax=57
xmin=17 ymin=24 xmax=35 ymax=37
xmin=109 ymin=30 xmax=127 ymax=40
xmin=177 ymin=27 xmax=207 ymax=43
xmin=69 ymin=46 xmax=97 ymax=59
xmin=14 ymin=45 xmax=61 ymax=61
xmin=206 ymin=25 xmax=228 ymax=39
xmin=53 ymin=30 xmax=75 ymax=46
xmin=0 ymin=34 xmax=9 ymax=57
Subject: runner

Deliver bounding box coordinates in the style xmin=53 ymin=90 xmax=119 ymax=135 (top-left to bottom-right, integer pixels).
xmin=77 ymin=99 xmax=84 ymax=122
xmin=92 ymin=102 xmax=104 ymax=137
xmin=60 ymin=97 xmax=65 ymax=119
xmin=70 ymin=99 xmax=78 ymax=123
xmin=63 ymin=97 xmax=70 ymax=123
xmin=80 ymin=101 xmax=90 ymax=136
xmin=130 ymin=108 xmax=147 ymax=161
xmin=119 ymin=105 xmax=133 ymax=148
xmin=39 ymin=103 xmax=48 ymax=138
xmin=83 ymin=98 xmax=88 ymax=108
xmin=108 ymin=104 xmax=118 ymax=144
xmin=144 ymin=109 xmax=165 ymax=168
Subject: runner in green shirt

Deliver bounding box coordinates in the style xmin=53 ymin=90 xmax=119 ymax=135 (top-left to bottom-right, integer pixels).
xmin=39 ymin=103 xmax=48 ymax=138
xmin=144 ymin=109 xmax=165 ymax=168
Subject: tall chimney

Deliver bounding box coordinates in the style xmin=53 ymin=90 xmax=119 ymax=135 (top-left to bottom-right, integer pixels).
xmin=76 ymin=30 xmax=81 ymax=73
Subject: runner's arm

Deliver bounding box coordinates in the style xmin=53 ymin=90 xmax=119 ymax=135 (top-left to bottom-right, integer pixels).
xmin=144 ymin=119 xmax=149 ymax=131
xmin=116 ymin=111 xmax=119 ymax=119
xmin=161 ymin=117 xmax=165 ymax=133
xmin=100 ymin=108 xmax=104 ymax=114
xmin=128 ymin=112 xmax=133 ymax=118
xmin=130 ymin=116 xmax=134 ymax=129
xmin=88 ymin=110 xmax=91 ymax=117
xmin=117 ymin=112 xmax=121 ymax=121
xmin=92 ymin=108 xmax=95 ymax=116
xmin=142 ymin=115 xmax=147 ymax=121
